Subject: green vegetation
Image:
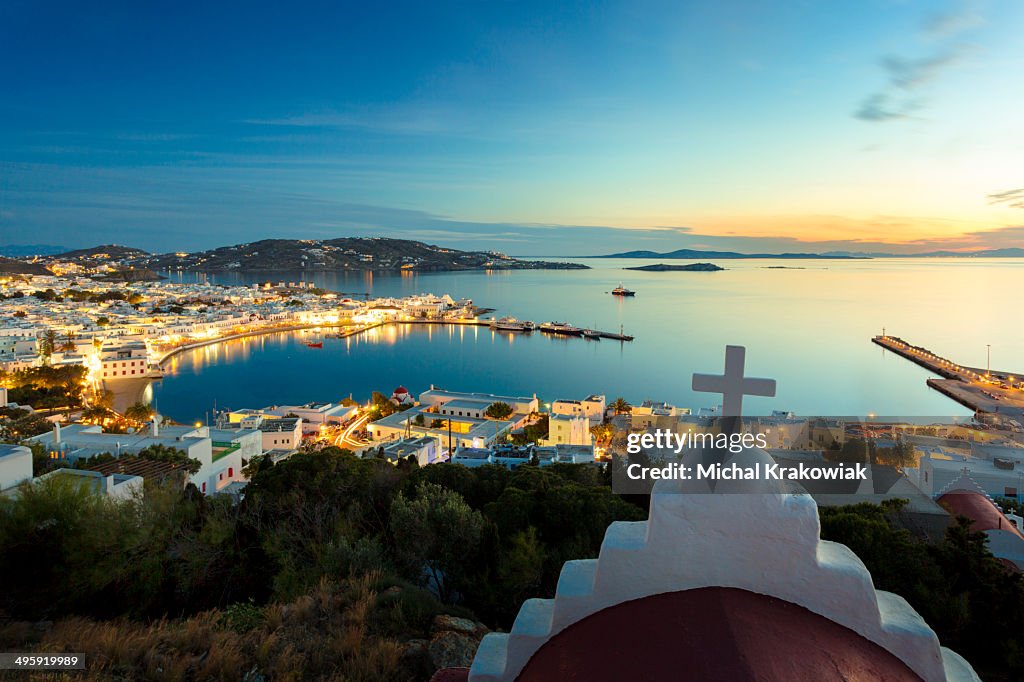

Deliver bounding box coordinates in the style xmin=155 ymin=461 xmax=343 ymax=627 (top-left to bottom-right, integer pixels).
xmin=610 ymin=397 xmax=631 ymax=414
xmin=123 ymin=401 xmax=154 ymax=425
xmin=510 ymin=414 xmax=548 ymax=445
xmin=825 ymin=437 xmax=916 ymax=469
xmin=0 ymin=447 xmax=1020 ymax=680
xmin=0 ymin=364 xmax=88 ymax=411
xmin=0 ymin=407 xmax=53 ymax=440
xmin=820 ymin=500 xmax=1024 ymax=681
xmin=483 ymin=401 xmax=513 ymax=420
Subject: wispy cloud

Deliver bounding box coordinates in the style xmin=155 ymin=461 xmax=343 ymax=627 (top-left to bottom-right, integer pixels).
xmin=854 ymin=2 xmax=980 ymax=123
xmin=988 ymin=188 xmax=1024 ymax=209
xmin=922 ymin=3 xmax=984 ymax=39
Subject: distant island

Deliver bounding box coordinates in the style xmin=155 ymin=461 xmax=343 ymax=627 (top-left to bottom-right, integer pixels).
xmin=595 ymin=248 xmax=864 ymax=260
xmin=624 ymin=262 xmax=723 ymax=272
xmin=5 ymin=239 xmax=589 ymax=275
xmin=591 ymin=247 xmax=1024 ymax=259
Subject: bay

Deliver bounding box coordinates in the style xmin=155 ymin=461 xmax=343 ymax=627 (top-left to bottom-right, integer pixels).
xmin=149 ymin=258 xmax=1024 ymax=424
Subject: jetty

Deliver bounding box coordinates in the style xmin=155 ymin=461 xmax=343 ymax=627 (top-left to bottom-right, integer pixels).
xmin=872 ymin=335 xmax=1024 ymax=421
xmin=399 ymin=318 xmax=633 ymax=341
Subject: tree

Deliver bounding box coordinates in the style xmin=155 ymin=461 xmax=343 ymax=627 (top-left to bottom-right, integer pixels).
xmin=610 ymin=397 xmax=631 ymax=415
xmin=136 ymin=443 xmax=201 ymax=475
xmin=484 ymin=401 xmax=514 ymax=420
xmin=369 ymin=391 xmax=396 ymax=419
xmin=874 ymin=440 xmax=916 ymax=469
xmin=826 ymin=437 xmax=869 ymax=464
xmin=413 ymin=413 xmax=425 ymax=426
xmin=124 ymin=402 xmax=155 ymax=425
xmin=59 ymin=332 xmax=77 ymax=352
xmin=95 ymin=316 xmax=111 ymax=327
xmin=39 ymin=329 xmax=59 ymax=360
xmin=430 ymin=418 xmax=446 ymax=429
xmin=389 ymin=483 xmax=485 ymax=601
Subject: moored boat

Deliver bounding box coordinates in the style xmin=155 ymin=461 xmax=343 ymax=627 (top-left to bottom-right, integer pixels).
xmin=612 ymin=283 xmax=636 ymax=297
xmin=539 ymin=321 xmax=584 ymax=336
xmin=582 ymin=329 xmax=601 ymax=340
xmin=491 ymin=316 xmax=529 ymax=332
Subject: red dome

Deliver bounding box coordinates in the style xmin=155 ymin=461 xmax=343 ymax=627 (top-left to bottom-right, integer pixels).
xmin=938 ymin=491 xmax=1024 ymax=539
xmin=393 ymin=386 xmax=409 ymax=395
xmin=516 ymin=587 xmax=921 ymax=681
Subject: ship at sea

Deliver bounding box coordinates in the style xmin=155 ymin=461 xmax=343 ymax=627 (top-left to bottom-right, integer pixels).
xmin=611 ymin=284 xmax=636 ymax=297
xmin=490 ymin=316 xmax=535 ymax=332
xmin=539 ymin=321 xmax=584 ymax=336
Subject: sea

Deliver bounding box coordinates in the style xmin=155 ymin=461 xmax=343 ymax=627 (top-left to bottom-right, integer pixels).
xmin=146 ymin=258 xmax=1024 ymax=424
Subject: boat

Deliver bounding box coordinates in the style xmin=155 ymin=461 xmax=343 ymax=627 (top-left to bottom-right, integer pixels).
xmin=582 ymin=329 xmax=601 ymax=340
xmin=539 ymin=321 xmax=584 ymax=336
xmin=490 ymin=316 xmax=530 ymax=332
xmin=521 ymin=320 xmax=536 ymax=331
xmin=612 ymin=284 xmax=636 ymax=297
xmin=306 ymin=341 xmax=323 ymax=348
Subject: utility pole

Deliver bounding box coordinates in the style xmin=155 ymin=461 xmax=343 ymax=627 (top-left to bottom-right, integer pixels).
xmin=987 ymin=344 xmax=991 ymax=376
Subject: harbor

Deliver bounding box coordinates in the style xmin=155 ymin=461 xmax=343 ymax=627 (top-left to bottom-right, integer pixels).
xmin=872 ymin=335 xmax=1024 ymax=423
xmin=392 ymin=317 xmax=634 ymax=341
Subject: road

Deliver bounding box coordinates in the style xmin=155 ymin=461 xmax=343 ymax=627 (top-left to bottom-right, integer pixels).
xmin=334 ymin=410 xmax=372 ymax=450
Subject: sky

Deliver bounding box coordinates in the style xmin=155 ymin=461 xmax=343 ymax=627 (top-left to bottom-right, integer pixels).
xmin=1 ymin=0 xmax=1023 ymax=256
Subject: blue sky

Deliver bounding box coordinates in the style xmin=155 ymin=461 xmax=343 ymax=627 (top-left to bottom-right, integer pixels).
xmin=1 ymin=0 xmax=1023 ymax=255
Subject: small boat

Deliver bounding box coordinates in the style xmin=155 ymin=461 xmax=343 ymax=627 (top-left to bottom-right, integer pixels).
xmin=521 ymin=320 xmax=536 ymax=332
xmin=582 ymin=329 xmax=601 ymax=340
xmin=306 ymin=341 xmax=323 ymax=348
xmin=539 ymin=321 xmax=583 ymax=336
xmin=612 ymin=284 xmax=636 ymax=297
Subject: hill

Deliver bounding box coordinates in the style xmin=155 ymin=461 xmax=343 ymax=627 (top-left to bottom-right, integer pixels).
xmin=139 ymin=238 xmax=587 ymax=272
xmin=53 ymin=244 xmax=151 ymax=261
xmin=624 ymin=262 xmax=723 ymax=271
xmin=594 ymin=248 xmax=864 ymax=260
xmin=0 ymin=256 xmax=51 ymax=275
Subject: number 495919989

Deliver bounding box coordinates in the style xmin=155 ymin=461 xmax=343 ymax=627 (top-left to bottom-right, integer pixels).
xmin=0 ymin=653 xmax=85 ymax=670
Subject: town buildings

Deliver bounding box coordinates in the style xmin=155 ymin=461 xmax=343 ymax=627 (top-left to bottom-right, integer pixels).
xmin=27 ymin=422 xmax=254 ymax=495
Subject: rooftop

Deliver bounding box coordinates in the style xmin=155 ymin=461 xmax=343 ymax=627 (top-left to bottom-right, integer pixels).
xmin=258 ymin=418 xmax=301 ymax=433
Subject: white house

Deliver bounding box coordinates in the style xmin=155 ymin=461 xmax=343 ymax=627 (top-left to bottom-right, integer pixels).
xmin=230 ymin=402 xmax=357 ymax=434
xmin=36 ymin=468 xmax=144 ymax=501
xmin=542 ymin=413 xmax=592 ymax=446
xmin=257 ymin=417 xmax=303 ymax=451
xmin=908 ymin=450 xmax=1024 ymax=499
xmin=418 ymin=387 xmax=539 ymax=418
xmin=28 ymin=422 xmax=256 ymax=496
xmin=98 ymin=339 xmax=151 ymax=381
xmin=381 ymin=436 xmax=441 ymax=466
xmin=551 ymin=395 xmax=606 ymax=426
xmin=0 ymin=444 xmax=33 ymax=493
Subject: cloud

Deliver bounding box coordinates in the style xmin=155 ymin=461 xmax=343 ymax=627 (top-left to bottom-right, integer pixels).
xmin=988 ymin=188 xmax=1024 ymax=209
xmin=922 ymin=4 xmax=984 ymax=39
xmin=854 ymin=3 xmax=979 ymax=123
xmin=881 ymin=48 xmax=969 ymax=89
xmin=854 ymin=93 xmax=921 ymax=122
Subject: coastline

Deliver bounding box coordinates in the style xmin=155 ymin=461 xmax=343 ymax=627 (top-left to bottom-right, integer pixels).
xmin=154 ymin=321 xmax=382 ymax=366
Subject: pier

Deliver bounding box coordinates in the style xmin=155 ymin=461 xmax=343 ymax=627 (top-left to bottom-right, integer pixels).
xmin=872 ymin=335 xmax=1024 ymax=421
xmin=398 ymin=318 xmax=634 ymax=341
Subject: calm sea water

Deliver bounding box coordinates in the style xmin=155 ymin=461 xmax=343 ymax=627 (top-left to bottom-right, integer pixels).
xmin=150 ymin=259 xmax=1024 ymax=424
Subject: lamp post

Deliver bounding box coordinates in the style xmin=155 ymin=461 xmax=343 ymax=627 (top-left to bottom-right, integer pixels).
xmin=987 ymin=344 xmax=991 ymax=377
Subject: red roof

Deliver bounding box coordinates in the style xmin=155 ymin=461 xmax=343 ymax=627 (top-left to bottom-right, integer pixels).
xmin=393 ymin=386 xmax=409 ymax=395
xmin=515 ymin=587 xmax=921 ymax=681
xmin=938 ymin=491 xmax=1024 ymax=540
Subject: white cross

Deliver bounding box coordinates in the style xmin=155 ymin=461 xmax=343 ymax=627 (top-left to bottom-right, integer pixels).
xmin=692 ymin=345 xmax=776 ymax=418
